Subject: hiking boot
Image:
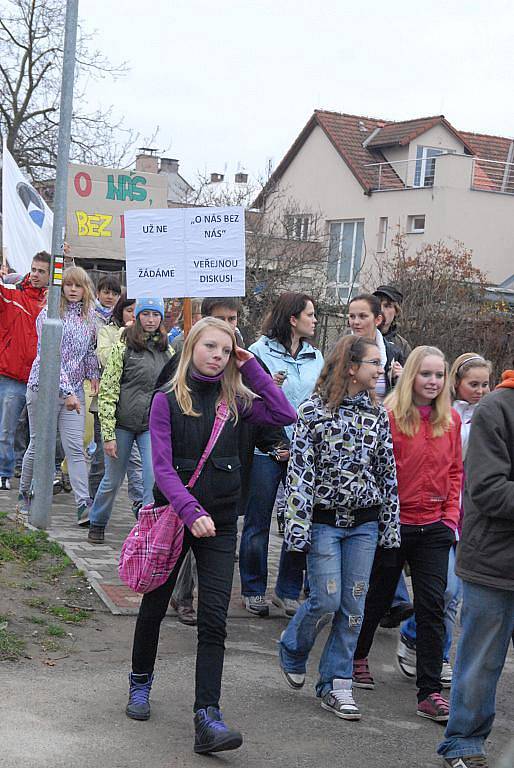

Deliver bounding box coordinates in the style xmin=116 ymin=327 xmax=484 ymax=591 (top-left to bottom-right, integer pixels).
xmin=87 ymin=525 xmax=105 ymax=544
xmin=0 ymin=477 xmax=11 ymax=490
xmin=320 ymin=679 xmax=361 ymax=720
xmin=193 ymin=706 xmax=243 ymax=754
xmin=170 ymin=597 xmax=197 ymax=626
xmin=397 ymin=633 xmax=417 ymax=679
xmin=416 ymin=692 xmax=449 ymax=722
xmin=272 ymin=592 xmax=300 ymax=616
xmin=380 ymin=600 xmax=414 ymax=628
xmin=278 ymin=631 xmax=305 ymax=689
xmin=443 ymin=756 xmax=489 ymax=768
xmin=77 ymin=500 xmax=92 ymax=527
xmin=352 ymin=657 xmax=375 ymax=689
xmin=242 ymin=595 xmax=269 ymax=617
xmin=125 ymin=672 xmax=153 ymax=720
xmin=441 ymin=660 xmax=453 ymax=688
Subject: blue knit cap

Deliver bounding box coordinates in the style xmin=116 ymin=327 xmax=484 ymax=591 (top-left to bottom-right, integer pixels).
xmin=135 ymin=297 xmax=165 ymax=319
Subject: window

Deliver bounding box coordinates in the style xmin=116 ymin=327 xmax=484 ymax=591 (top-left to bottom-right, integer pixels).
xmin=407 ymin=214 xmax=426 ymax=233
xmin=327 ymin=220 xmax=364 ymax=300
xmin=377 ymin=217 xmax=388 ymax=252
xmin=285 ymin=214 xmax=313 ymax=240
xmin=414 ymin=146 xmax=444 ymax=187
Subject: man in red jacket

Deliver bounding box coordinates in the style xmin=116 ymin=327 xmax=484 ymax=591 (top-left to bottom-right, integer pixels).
xmin=0 ymin=252 xmax=50 ymax=490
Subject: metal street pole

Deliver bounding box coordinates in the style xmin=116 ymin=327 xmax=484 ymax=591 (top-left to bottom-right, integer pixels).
xmin=30 ymin=0 xmax=79 ymax=529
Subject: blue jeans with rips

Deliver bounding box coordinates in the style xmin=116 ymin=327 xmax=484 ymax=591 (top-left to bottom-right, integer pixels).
xmin=0 ymin=376 xmax=27 ymax=478
xmin=279 ymin=521 xmax=378 ymax=697
xmin=437 ymin=580 xmax=514 ymax=760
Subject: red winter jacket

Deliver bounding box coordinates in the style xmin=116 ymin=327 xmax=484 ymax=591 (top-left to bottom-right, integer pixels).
xmin=388 ymin=407 xmax=462 ymax=530
xmin=0 ymin=275 xmax=47 ymax=384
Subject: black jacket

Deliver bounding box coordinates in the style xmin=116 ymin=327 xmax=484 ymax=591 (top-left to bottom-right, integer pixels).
xmin=457 ymin=388 xmax=514 ymax=590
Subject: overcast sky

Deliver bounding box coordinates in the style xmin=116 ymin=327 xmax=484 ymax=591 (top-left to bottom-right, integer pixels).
xmin=81 ymin=0 xmax=514 ymax=185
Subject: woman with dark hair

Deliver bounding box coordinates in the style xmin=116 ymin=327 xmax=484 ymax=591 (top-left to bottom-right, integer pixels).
xmin=87 ymin=298 xmax=173 ymax=542
xmin=239 ymin=292 xmax=324 ymax=617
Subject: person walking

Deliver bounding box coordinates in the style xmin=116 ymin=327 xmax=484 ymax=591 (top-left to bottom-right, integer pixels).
xmin=87 ymin=298 xmax=172 ymax=542
xmin=19 ymin=267 xmax=99 ymax=522
xmin=125 ymin=317 xmax=296 ymax=755
xmin=278 ymin=335 xmax=400 ymax=720
xmin=353 ymin=346 xmax=462 ymax=722
xmin=239 ymin=292 xmax=324 ymax=617
xmin=0 ymin=252 xmax=50 ymax=491
xmin=437 ymin=368 xmax=514 ymax=768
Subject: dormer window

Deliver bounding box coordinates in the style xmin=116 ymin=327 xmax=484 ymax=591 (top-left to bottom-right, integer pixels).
xmin=414 ymin=146 xmax=455 ymax=187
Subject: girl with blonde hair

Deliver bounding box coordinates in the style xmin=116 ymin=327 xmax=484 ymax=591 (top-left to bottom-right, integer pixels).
xmin=126 ymin=316 xmax=295 ymax=756
xmin=19 ymin=267 xmax=99 ymax=522
xmin=353 ymin=346 xmax=462 ymax=723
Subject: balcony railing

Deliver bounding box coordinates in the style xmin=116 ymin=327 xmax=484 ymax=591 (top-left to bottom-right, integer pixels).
xmin=364 ymin=157 xmax=439 ymax=192
xmin=471 ymin=157 xmax=514 ymax=194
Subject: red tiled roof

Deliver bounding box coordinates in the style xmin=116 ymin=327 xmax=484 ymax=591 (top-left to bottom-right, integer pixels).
xmin=253 ymin=110 xmax=514 ymax=207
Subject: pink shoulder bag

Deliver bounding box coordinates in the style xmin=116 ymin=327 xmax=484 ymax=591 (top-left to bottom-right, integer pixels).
xmin=119 ymin=400 xmax=230 ymax=594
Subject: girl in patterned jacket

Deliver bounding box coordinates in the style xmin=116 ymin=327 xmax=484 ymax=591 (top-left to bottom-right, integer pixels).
xmin=19 ymin=267 xmax=99 ymax=522
xmin=279 ymin=335 xmax=400 ymax=721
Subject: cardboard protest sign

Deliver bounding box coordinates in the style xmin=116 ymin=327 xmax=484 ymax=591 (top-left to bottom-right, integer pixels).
xmin=124 ymin=206 xmax=245 ymax=298
xmin=66 ymin=163 xmax=168 ymax=261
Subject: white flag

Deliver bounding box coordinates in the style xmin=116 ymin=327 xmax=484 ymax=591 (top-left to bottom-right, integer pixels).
xmin=1 ymin=141 xmax=53 ymax=274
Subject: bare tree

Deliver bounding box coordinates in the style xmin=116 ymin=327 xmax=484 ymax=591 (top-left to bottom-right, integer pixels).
xmin=0 ymin=0 xmax=137 ymax=180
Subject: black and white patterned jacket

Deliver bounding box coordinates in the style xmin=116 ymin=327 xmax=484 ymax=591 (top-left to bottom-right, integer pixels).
xmin=284 ymin=391 xmax=401 ymax=552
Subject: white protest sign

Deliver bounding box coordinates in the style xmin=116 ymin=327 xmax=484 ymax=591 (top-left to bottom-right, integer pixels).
xmin=124 ymin=206 xmax=245 ymax=298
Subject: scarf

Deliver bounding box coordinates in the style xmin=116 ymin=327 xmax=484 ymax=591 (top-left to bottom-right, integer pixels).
xmin=496 ymin=370 xmax=514 ymax=389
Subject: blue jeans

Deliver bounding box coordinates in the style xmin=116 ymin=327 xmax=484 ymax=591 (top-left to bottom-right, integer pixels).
xmin=279 ymin=521 xmax=378 ymax=697
xmin=437 ymin=580 xmax=514 ymax=760
xmin=402 ymin=544 xmax=462 ymax=660
xmin=392 ymin=572 xmax=411 ymax=607
xmin=0 ymin=376 xmax=27 ymax=478
xmin=239 ymin=454 xmax=304 ymax=600
xmin=89 ymin=428 xmax=154 ymax=528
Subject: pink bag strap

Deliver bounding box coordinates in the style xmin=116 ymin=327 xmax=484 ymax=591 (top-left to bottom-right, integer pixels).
xmin=186 ymin=399 xmax=230 ymax=489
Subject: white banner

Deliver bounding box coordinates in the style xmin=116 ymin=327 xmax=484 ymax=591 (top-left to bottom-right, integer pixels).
xmin=124 ymin=206 xmax=245 ymax=299
xmin=1 ymin=141 xmax=53 ymax=274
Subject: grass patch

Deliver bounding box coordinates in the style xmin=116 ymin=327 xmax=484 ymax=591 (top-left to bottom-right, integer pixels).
xmin=41 ymin=638 xmax=61 ymax=653
xmin=46 ymin=624 xmax=66 ymax=638
xmin=27 ymin=615 xmax=47 ymax=626
xmin=24 ymin=597 xmax=48 ymax=610
xmin=44 ymin=557 xmax=72 ymax=581
xmin=0 ymin=626 xmax=26 ymax=660
xmin=47 ymin=605 xmax=89 ymax=623
xmin=0 ymin=528 xmax=50 ymax=563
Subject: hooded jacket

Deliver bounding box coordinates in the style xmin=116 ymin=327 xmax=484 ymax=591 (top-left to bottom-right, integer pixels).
xmin=0 ymin=275 xmax=47 ymax=383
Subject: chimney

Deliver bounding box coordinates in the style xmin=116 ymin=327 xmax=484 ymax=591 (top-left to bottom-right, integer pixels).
xmin=210 ymin=172 xmax=224 ymax=183
xmin=234 ymin=172 xmax=248 ymax=184
xmin=160 ymin=157 xmax=179 ymax=174
xmin=136 ymin=147 xmax=158 ymax=174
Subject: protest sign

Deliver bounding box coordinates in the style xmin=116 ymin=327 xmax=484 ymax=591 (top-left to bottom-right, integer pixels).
xmin=1 ymin=141 xmax=53 ymax=274
xmin=66 ymin=162 xmax=168 ymax=261
xmin=124 ymin=206 xmax=245 ymax=298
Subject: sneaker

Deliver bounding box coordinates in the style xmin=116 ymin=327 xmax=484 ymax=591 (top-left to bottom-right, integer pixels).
xmin=441 ymin=660 xmax=453 ymax=688
xmin=272 ymin=592 xmax=300 ymax=616
xmin=77 ymin=500 xmax=92 ymax=527
xmin=242 ymin=595 xmax=269 ymax=617
xmin=278 ymin=631 xmax=305 ymax=689
xmin=125 ymin=672 xmax=153 ymax=720
xmin=170 ymin=597 xmax=197 ymax=626
xmin=61 ymin=472 xmax=72 ymax=493
xmin=416 ymin=692 xmax=449 ymax=722
xmin=52 ymin=474 xmax=63 ymax=495
xmin=16 ymin=491 xmax=31 ymax=516
xmin=0 ymin=477 xmax=11 ymax=490
xmin=397 ymin=633 xmax=417 ymax=679
xmin=87 ymin=525 xmax=105 ymax=544
xmin=380 ymin=600 xmax=414 ymax=628
xmin=320 ymin=679 xmax=361 ymax=720
xmin=443 ymin=756 xmax=489 ymax=768
xmin=352 ymin=657 xmax=375 ymax=689
xmin=14 ymin=466 xmax=22 ymax=479
xmin=193 ymin=706 xmax=243 ymax=754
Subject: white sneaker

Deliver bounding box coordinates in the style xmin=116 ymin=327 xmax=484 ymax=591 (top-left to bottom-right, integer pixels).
xmin=396 ymin=634 xmax=417 ymax=679
xmin=272 ymin=592 xmax=300 ymax=617
xmin=0 ymin=477 xmax=11 ymax=490
xmin=278 ymin=631 xmax=305 ymax=689
xmin=321 ymin=679 xmax=361 ymax=720
xmin=441 ymin=660 xmax=453 ymax=688
xmin=242 ymin=595 xmax=269 ymax=617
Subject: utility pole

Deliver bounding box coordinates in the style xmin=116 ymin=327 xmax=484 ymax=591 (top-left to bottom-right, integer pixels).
xmin=30 ymin=0 xmax=79 ymax=529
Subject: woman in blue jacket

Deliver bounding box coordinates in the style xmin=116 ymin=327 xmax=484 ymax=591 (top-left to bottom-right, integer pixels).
xmin=239 ymin=292 xmax=324 ymax=617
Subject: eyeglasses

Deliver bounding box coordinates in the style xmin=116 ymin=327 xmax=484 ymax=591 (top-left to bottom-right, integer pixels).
xmin=360 ymin=359 xmax=383 ymax=367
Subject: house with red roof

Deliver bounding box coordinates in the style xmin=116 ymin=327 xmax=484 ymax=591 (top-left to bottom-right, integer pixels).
xmin=254 ymin=110 xmax=514 ymax=299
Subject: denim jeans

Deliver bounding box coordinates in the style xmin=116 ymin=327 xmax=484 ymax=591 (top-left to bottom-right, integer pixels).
xmin=239 ymin=453 xmax=304 ymax=600
xmin=14 ymin=404 xmax=29 ymax=471
xmin=0 ymin=376 xmax=27 ymax=478
xmin=401 ymin=544 xmax=462 ymax=660
xmin=89 ymin=428 xmax=154 ymax=528
xmin=279 ymin=521 xmax=378 ymax=697
xmin=392 ymin=572 xmax=411 ymax=607
xmin=437 ymin=580 xmax=514 ymax=760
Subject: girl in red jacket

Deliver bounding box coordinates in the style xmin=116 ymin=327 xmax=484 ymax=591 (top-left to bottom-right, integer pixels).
xmin=353 ymin=346 xmax=462 ymax=723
